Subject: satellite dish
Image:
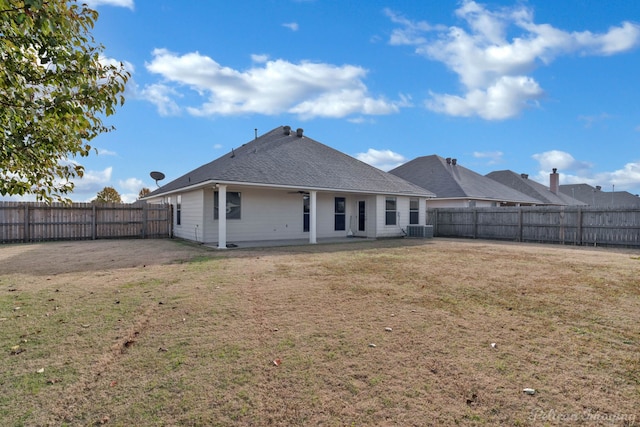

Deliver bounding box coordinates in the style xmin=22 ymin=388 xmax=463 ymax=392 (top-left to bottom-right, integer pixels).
xmin=150 ymin=171 xmax=165 ymax=187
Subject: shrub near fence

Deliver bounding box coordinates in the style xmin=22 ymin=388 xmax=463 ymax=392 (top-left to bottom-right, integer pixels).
xmin=0 ymin=202 xmax=172 ymax=243
xmin=427 ymin=206 xmax=640 ymax=248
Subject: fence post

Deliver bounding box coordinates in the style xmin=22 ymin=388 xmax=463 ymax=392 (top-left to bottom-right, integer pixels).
xmin=142 ymin=203 xmax=148 ymax=239
xmin=92 ymin=204 xmax=97 ymax=240
xmin=518 ymin=207 xmax=523 ymax=242
xmin=473 ymin=209 xmax=478 ymax=239
xmin=577 ymin=207 xmax=583 ymax=246
xmin=23 ymin=204 xmax=29 ymax=243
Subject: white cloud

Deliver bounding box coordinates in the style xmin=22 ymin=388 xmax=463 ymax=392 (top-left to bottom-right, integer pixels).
xmin=427 ymin=75 xmax=543 ymax=120
xmin=84 ymin=0 xmax=134 ymax=9
xmin=97 ymin=148 xmax=117 ymax=156
xmin=118 ymin=177 xmax=146 ymax=203
xmin=473 ymin=150 xmax=503 ymax=164
xmin=388 ymin=1 xmax=640 ymax=120
xmin=72 ymin=167 xmax=113 ymax=193
xmin=283 ymin=22 xmax=299 ymax=31
xmin=144 ymin=49 xmax=406 ymax=119
xmin=578 ymin=113 xmax=612 ymax=128
xmin=530 ymin=150 xmax=640 ymax=193
xmin=355 ymin=148 xmax=407 ymax=171
xmin=118 ymin=177 xmax=145 ymax=193
xmin=251 ymin=54 xmax=269 ymax=63
xmin=532 ymin=150 xmax=592 ymax=171
xmin=139 ymin=83 xmax=181 ymax=116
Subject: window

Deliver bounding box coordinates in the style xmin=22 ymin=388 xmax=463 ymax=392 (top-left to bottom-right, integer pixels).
xmin=409 ymin=198 xmax=419 ymax=225
xmin=214 ymin=191 xmax=241 ymax=220
xmin=334 ymin=197 xmax=346 ymax=231
xmin=385 ymin=197 xmax=397 ymax=225
xmin=176 ymin=195 xmax=182 ymax=225
xmin=303 ymin=195 xmax=310 ymax=232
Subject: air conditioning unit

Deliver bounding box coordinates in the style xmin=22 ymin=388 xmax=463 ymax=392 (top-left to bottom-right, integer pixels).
xmin=406 ymin=225 xmax=434 ymax=238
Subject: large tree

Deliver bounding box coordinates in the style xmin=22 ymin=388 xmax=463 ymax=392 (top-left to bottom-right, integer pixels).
xmin=0 ymin=0 xmax=129 ymax=202
xmin=94 ymin=186 xmax=121 ymax=203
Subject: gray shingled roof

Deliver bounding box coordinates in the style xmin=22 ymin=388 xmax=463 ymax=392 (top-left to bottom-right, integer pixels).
xmin=389 ymin=155 xmax=541 ymax=204
xmin=559 ymin=184 xmax=640 ymax=207
xmin=486 ymin=170 xmax=586 ymax=206
xmin=146 ymin=126 xmax=435 ymax=198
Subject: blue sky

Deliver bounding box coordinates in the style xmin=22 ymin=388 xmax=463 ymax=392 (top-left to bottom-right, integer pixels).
xmin=7 ymin=0 xmax=640 ymax=202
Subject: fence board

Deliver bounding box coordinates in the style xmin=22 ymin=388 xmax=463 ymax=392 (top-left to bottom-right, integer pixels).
xmin=427 ymin=206 xmax=640 ymax=248
xmin=0 ymin=202 xmax=171 ymax=243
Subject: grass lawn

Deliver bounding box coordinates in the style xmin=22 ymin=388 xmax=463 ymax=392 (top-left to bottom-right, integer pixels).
xmin=0 ymin=238 xmax=638 ymax=426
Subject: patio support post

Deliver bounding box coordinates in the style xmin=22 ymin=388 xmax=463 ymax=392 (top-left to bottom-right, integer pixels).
xmin=309 ymin=190 xmax=317 ymax=244
xmin=217 ymin=184 xmax=227 ymax=249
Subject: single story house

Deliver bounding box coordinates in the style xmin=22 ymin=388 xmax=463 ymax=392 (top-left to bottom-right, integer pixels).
xmin=143 ymin=126 xmax=435 ymax=248
xmin=486 ymin=169 xmax=586 ymax=206
xmin=389 ymin=155 xmax=541 ymax=208
xmin=559 ymin=184 xmax=640 ymax=207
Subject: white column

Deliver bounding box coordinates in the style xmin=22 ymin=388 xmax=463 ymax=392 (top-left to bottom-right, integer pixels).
xmin=217 ymin=184 xmax=227 ymax=249
xmin=309 ymin=190 xmax=317 ymax=244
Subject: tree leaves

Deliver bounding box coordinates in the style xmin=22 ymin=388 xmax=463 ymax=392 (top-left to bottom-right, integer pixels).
xmin=94 ymin=186 xmax=122 ymax=204
xmin=0 ymin=0 xmax=130 ymax=202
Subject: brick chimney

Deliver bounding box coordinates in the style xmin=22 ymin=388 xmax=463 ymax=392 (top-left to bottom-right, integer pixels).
xmin=550 ymin=168 xmax=559 ymax=194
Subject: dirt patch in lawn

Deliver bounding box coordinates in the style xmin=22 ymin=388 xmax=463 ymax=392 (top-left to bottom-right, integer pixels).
xmin=1 ymin=238 xmax=638 ymax=426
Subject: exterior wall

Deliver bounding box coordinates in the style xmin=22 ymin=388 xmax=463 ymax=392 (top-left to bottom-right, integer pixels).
xmin=202 ymin=188 xmax=361 ymax=243
xmin=172 ymin=190 xmax=204 ymax=242
xmin=154 ymin=187 xmax=427 ymax=244
xmin=374 ymin=195 xmax=414 ymax=238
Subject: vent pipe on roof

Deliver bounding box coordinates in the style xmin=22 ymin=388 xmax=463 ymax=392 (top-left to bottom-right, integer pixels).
xmin=296 ymin=128 xmax=304 ymax=138
xmin=452 ymin=158 xmax=457 ymax=165
xmin=283 ymin=125 xmax=291 ymax=135
xmin=255 ymin=128 xmax=258 ymax=140
xmin=446 ymin=157 xmax=451 ymax=164
xmin=521 ymin=173 xmax=528 ymax=179
xmin=550 ymin=168 xmax=559 ymax=194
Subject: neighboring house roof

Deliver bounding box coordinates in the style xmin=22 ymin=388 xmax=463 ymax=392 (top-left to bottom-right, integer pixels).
xmin=388 ymin=155 xmax=541 ymax=204
xmin=145 ymin=126 xmax=435 ymax=198
xmin=486 ymin=170 xmax=586 ymax=206
xmin=559 ymin=184 xmax=640 ymax=207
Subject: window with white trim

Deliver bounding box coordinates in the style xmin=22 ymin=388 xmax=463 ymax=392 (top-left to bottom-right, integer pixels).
xmin=385 ymin=197 xmax=397 ymax=225
xmin=334 ymin=197 xmax=346 ymax=231
xmin=409 ymin=198 xmax=419 ymax=225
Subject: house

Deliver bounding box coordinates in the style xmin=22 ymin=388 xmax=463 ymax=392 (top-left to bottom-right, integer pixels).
xmin=388 ymin=155 xmax=541 ymax=208
xmin=143 ymin=126 xmax=435 ymax=248
xmin=485 ymin=169 xmax=586 ymax=206
xmin=559 ymin=184 xmax=640 ymax=207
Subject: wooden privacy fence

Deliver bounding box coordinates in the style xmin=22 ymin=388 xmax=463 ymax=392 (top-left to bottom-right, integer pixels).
xmin=427 ymin=206 xmax=640 ymax=248
xmin=0 ymin=202 xmax=172 ymax=243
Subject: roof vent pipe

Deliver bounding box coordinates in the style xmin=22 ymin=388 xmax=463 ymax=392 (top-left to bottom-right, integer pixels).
xmin=296 ymin=128 xmax=304 ymax=137
xmin=283 ymin=125 xmax=291 ymax=135
xmin=452 ymin=158 xmax=457 ymax=165
xmin=446 ymin=157 xmax=451 ymax=164
xmin=521 ymin=173 xmax=529 ymax=179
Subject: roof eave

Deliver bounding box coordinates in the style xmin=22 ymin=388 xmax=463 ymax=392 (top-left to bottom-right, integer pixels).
xmin=143 ymin=179 xmax=435 ymax=199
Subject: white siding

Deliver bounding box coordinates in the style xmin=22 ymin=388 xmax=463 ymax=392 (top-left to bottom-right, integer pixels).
xmin=374 ymin=195 xmax=413 ymax=238
xmin=173 ymin=190 xmax=204 ymax=242
xmin=153 ymin=186 xmax=428 ymax=244
xmin=202 ymin=188 xmax=355 ymax=243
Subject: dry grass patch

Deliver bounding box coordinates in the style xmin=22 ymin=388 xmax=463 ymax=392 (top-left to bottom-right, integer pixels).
xmin=0 ymin=238 xmax=638 ymax=426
